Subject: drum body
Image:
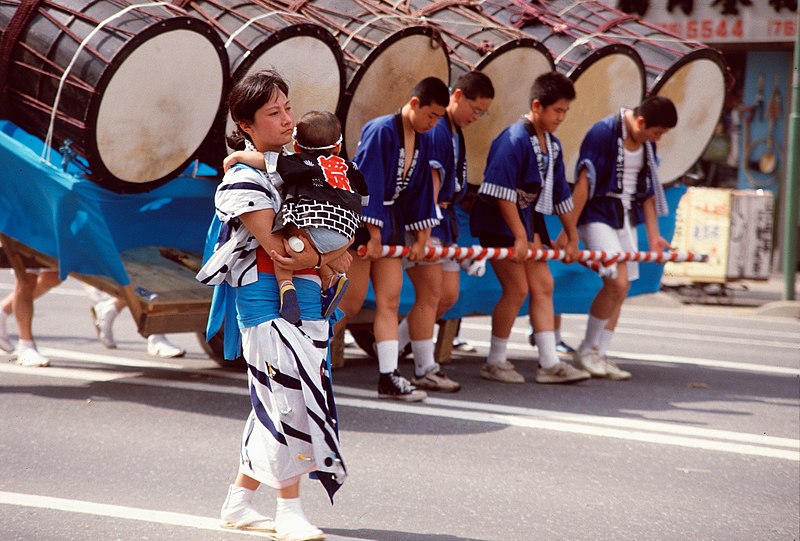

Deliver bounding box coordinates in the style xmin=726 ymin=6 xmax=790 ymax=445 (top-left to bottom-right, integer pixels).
xmin=483 ymin=0 xmax=645 ymax=182
xmin=274 ymin=0 xmax=450 ymax=158
xmin=179 ymin=0 xmax=345 ymax=166
xmin=512 ymin=0 xmax=728 ymax=184
xmin=404 ymin=0 xmax=554 ymax=185
xmin=0 ymin=0 xmax=229 ymax=193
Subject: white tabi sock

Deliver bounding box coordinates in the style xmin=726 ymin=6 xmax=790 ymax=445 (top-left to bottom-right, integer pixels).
xmin=486 ymin=335 xmax=508 ymax=365
xmin=411 ymin=339 xmax=435 ymax=376
xmin=376 ymin=340 xmax=399 ymax=374
xmin=275 ymin=497 xmax=322 ymax=539
xmin=534 ymin=331 xmax=559 ymax=369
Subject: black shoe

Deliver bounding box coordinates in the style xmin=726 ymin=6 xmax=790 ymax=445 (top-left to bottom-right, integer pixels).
xmin=377 ymin=370 xmax=427 ymax=402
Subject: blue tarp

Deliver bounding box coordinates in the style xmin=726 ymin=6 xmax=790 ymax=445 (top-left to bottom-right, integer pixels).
xmin=0 ymin=119 xmax=683 ymax=317
xmin=0 ymin=121 xmax=217 ymax=285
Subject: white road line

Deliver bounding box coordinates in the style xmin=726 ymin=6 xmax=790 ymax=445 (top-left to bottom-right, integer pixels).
xmin=0 ymin=491 xmax=370 ymax=540
xmin=332 ymin=397 xmax=800 ymax=462
xmin=0 ymin=362 xmax=138 ymax=381
xmin=118 ymin=378 xmax=800 ymax=461
xmin=462 ymin=320 xmax=800 ymax=349
xmin=5 ymin=353 xmax=798 ymax=461
xmin=453 ymin=338 xmax=800 ymax=374
xmin=610 ymin=351 xmax=800 ymax=375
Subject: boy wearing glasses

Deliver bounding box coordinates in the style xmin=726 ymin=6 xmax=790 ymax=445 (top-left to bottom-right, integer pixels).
xmin=397 ymin=70 xmax=494 ymax=392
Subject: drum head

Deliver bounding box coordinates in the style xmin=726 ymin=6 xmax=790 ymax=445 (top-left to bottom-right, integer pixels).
xmin=94 ymin=28 xmax=226 ymax=191
xmin=224 ymin=34 xmax=345 ymax=153
xmin=651 ymin=54 xmax=727 ymax=184
xmin=462 ymin=42 xmax=553 ymax=184
xmin=339 ymin=30 xmax=449 ymax=158
xmin=558 ymin=48 xmax=645 ymax=182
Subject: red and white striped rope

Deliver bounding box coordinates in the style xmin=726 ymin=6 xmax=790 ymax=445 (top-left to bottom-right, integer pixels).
xmin=356 ymin=245 xmax=708 ymax=264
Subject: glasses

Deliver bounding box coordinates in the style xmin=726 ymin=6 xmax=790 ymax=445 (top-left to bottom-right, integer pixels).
xmin=465 ymin=98 xmax=489 ymax=118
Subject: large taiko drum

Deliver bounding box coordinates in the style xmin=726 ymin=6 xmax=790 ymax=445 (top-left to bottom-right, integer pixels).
xmin=402 ymin=0 xmax=554 ymax=185
xmin=482 ymin=0 xmax=646 ymax=182
xmin=270 ymin=0 xmax=449 ymax=158
xmin=514 ymin=0 xmax=728 ymax=184
xmin=176 ymin=0 xmax=345 ymax=167
xmin=0 ymin=0 xmax=229 ymax=193
xmin=545 ymin=0 xmax=728 ymax=184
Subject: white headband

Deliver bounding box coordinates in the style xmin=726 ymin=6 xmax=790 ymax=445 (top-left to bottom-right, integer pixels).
xmin=292 ymin=126 xmax=342 ymax=151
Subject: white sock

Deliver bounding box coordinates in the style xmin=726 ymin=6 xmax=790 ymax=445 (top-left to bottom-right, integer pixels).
xmin=397 ymin=318 xmax=410 ymax=351
xmin=534 ymin=331 xmax=559 ymax=369
xmin=376 ymin=340 xmax=399 ymax=374
xmin=221 ymin=484 xmax=254 ymax=514
xmin=597 ymin=329 xmax=614 ymax=358
xmin=411 ymin=339 xmax=435 ymax=376
xmin=582 ymin=315 xmax=609 ymax=352
xmin=275 ymin=497 xmax=318 ymax=537
xmin=17 ymin=339 xmax=35 ymax=351
xmin=486 ymin=335 xmax=508 ymax=365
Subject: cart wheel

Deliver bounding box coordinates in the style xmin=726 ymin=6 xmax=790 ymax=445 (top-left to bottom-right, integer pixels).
xmin=349 ymin=328 xmax=376 ymax=359
xmin=197 ymin=332 xmax=246 ymax=370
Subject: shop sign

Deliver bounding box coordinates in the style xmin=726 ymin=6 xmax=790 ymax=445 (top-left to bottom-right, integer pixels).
xmin=604 ymin=1 xmax=797 ymax=44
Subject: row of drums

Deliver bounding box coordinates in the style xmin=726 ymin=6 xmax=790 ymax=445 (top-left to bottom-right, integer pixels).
xmin=0 ymin=0 xmax=728 ymax=194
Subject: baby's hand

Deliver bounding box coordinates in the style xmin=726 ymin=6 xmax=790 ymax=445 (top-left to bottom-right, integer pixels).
xmin=222 ymin=150 xmax=264 ymax=172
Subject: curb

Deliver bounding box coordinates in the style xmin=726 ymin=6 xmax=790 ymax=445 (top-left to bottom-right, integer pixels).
xmin=755 ymin=301 xmax=800 ymax=319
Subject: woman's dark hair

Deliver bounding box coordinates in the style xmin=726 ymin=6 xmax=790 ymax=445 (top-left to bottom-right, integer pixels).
xmin=226 ymin=70 xmax=289 ymax=150
xmin=529 ymin=71 xmax=576 ymax=108
xmin=634 ymin=96 xmax=678 ymax=129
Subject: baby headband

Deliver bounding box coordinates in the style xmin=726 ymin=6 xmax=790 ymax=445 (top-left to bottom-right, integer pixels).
xmin=292 ymin=127 xmax=343 ymax=151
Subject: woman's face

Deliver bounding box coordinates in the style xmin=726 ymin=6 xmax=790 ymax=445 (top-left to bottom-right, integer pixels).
xmin=240 ymin=89 xmax=294 ymax=152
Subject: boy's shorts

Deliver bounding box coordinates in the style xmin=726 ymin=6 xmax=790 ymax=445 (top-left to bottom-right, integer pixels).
xmin=578 ymin=216 xmax=639 ymax=281
xmin=402 ymin=234 xmax=459 ymax=272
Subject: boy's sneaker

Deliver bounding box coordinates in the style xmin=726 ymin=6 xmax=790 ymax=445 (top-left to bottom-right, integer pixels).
xmin=573 ymin=348 xmax=607 ymax=377
xmin=279 ymin=282 xmax=301 ymax=324
xmin=480 ymin=361 xmax=525 ymax=383
xmin=602 ymin=357 xmax=632 ymax=381
xmin=535 ymin=361 xmax=590 ymax=384
xmin=343 ymin=330 xmax=356 ymax=348
xmin=378 ymin=370 xmax=427 ymax=401
xmin=16 ymin=347 xmax=50 ymax=367
xmin=452 ymin=337 xmax=476 ymax=353
xmin=555 ymin=340 xmax=576 ymax=356
xmin=147 ymin=334 xmax=186 ymax=358
xmin=411 ymin=363 xmax=461 ymax=392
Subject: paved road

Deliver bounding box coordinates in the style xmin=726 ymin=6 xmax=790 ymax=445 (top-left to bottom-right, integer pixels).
xmin=1 ymin=275 xmax=798 ymax=541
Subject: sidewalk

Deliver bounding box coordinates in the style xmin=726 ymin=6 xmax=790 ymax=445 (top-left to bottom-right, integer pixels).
xmin=629 ymin=271 xmax=800 ymax=318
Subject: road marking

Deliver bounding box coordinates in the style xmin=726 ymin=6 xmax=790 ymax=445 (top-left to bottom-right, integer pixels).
xmin=5 ymin=352 xmax=798 ymax=461
xmin=0 ymin=491 xmax=370 ymax=540
xmin=112 ymin=377 xmax=800 ymax=461
xmin=462 ymin=319 xmax=800 ymax=350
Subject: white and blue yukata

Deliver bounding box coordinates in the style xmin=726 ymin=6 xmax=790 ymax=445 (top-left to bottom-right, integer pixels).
xmin=196 ymin=161 xmax=346 ymax=502
xmin=351 ymin=113 xmax=439 ymax=247
xmin=575 ymin=110 xmax=669 ymax=280
xmin=470 ymin=116 xmax=574 ymax=247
